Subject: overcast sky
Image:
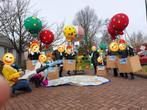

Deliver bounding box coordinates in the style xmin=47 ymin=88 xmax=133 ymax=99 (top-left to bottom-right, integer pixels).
xmin=30 ymin=0 xmax=147 ymax=35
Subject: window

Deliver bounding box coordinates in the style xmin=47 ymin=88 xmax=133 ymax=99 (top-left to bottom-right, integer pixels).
xmin=0 ymin=46 xmax=4 ymax=60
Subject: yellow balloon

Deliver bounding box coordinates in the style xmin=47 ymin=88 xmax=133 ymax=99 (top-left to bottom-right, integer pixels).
xmin=2 ymin=53 xmax=15 ymax=65
xmin=91 ymin=46 xmax=97 ymax=52
xmin=63 ymin=25 xmax=77 ymax=42
xmin=39 ymin=54 xmax=47 ymax=63
xmin=109 ymin=41 xmax=119 ymax=52
xmin=97 ymin=56 xmax=103 ymax=64
xmin=119 ymin=43 xmax=127 ymax=51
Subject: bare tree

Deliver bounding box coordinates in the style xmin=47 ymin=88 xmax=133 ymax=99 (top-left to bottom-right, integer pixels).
xmin=0 ymin=0 xmax=35 ymax=66
xmin=100 ymin=30 xmax=112 ymax=45
xmin=128 ymin=32 xmax=147 ymax=49
xmin=51 ymin=22 xmax=65 ymax=46
xmin=73 ymin=6 xmax=102 ymax=50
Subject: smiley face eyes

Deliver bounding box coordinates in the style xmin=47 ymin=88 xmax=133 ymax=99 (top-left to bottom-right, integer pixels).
xmin=6 ymin=55 xmax=12 ymax=58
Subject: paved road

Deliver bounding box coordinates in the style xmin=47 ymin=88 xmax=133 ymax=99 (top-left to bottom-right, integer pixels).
xmin=1 ymin=73 xmax=147 ymax=110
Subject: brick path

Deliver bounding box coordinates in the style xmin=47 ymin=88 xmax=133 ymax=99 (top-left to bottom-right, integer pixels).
xmin=1 ymin=73 xmax=147 ymax=110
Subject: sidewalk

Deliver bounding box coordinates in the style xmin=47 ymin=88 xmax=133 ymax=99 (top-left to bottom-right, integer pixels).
xmin=1 ymin=74 xmax=147 ymax=110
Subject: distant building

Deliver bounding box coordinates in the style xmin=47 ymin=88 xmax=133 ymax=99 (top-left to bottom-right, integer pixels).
xmin=0 ymin=37 xmax=18 ymax=63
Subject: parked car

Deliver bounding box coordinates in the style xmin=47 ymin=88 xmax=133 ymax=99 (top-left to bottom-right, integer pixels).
xmin=138 ymin=50 xmax=147 ymax=65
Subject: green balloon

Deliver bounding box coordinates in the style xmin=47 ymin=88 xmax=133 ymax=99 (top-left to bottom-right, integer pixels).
xmin=99 ymin=43 xmax=107 ymax=50
xmin=24 ymin=16 xmax=42 ymax=34
xmin=32 ymin=33 xmax=38 ymax=37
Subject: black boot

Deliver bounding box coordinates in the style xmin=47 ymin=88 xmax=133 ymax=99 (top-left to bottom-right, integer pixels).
xmin=67 ymin=71 xmax=71 ymax=75
xmin=120 ymin=73 xmax=124 ymax=77
xmin=74 ymin=70 xmax=77 ymax=75
xmin=124 ymin=73 xmax=128 ymax=78
xmin=130 ymin=73 xmax=134 ymax=80
xmin=59 ymin=67 xmax=63 ymax=77
xmin=94 ymin=65 xmax=97 ymax=75
xmin=34 ymin=79 xmax=41 ymax=88
xmin=113 ymin=68 xmax=118 ymax=77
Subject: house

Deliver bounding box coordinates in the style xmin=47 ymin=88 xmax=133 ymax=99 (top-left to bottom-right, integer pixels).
xmin=0 ymin=37 xmax=18 ymax=64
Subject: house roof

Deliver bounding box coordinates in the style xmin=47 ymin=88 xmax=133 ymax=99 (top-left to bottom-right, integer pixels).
xmin=0 ymin=36 xmax=14 ymax=48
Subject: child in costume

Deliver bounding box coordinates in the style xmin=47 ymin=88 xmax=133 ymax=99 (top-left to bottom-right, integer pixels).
xmin=52 ymin=45 xmax=65 ymax=77
xmin=30 ymin=54 xmax=47 ymax=87
xmin=64 ymin=45 xmax=75 ymax=75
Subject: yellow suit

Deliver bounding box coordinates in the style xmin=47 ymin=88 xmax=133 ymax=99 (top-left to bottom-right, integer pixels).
xmin=2 ymin=65 xmax=20 ymax=86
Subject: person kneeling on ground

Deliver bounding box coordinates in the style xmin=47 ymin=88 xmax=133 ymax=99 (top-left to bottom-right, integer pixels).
xmin=2 ymin=53 xmax=32 ymax=95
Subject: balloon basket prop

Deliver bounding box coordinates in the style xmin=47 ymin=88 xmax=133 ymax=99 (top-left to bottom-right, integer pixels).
xmin=117 ymin=55 xmax=142 ymax=73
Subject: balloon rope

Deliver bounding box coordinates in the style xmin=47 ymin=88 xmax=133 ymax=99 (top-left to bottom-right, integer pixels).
xmin=124 ymin=29 xmax=132 ymax=46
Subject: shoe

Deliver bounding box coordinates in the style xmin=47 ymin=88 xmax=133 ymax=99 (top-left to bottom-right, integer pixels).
xmin=67 ymin=71 xmax=71 ymax=75
xmin=130 ymin=73 xmax=135 ymax=80
xmin=124 ymin=73 xmax=128 ymax=78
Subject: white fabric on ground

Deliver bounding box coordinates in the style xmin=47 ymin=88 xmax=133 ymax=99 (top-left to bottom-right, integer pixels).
xmin=47 ymin=75 xmax=109 ymax=87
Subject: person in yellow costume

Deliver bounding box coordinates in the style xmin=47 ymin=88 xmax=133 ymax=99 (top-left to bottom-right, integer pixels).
xmin=2 ymin=53 xmax=32 ymax=94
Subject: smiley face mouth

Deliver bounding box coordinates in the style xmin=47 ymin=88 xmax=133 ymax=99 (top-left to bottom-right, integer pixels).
xmin=4 ymin=59 xmax=12 ymax=64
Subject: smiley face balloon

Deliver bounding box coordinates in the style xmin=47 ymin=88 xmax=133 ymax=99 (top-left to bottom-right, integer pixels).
xmin=109 ymin=41 xmax=119 ymax=52
xmin=63 ymin=25 xmax=77 ymax=42
xmin=39 ymin=54 xmax=47 ymax=63
xmin=119 ymin=43 xmax=127 ymax=51
xmin=91 ymin=46 xmax=97 ymax=52
xmin=2 ymin=53 xmax=15 ymax=65
xmin=97 ymin=56 xmax=103 ymax=64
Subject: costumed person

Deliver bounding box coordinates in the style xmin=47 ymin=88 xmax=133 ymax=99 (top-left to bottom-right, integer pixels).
xmin=108 ymin=41 xmax=119 ymax=77
xmin=52 ymin=45 xmax=65 ymax=77
xmin=30 ymin=54 xmax=47 ymax=87
xmin=2 ymin=53 xmax=32 ymax=95
xmin=46 ymin=52 xmax=54 ymax=63
xmin=118 ymin=40 xmax=135 ymax=79
xmin=118 ymin=41 xmax=128 ymax=78
xmin=28 ymin=40 xmax=40 ymax=60
xmin=42 ymin=52 xmax=54 ymax=85
xmin=127 ymin=45 xmax=135 ymax=79
xmin=64 ymin=45 xmax=75 ymax=75
xmin=89 ymin=46 xmax=99 ymax=75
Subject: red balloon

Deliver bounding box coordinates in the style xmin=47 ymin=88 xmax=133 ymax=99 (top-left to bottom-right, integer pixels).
xmin=119 ymin=39 xmax=126 ymax=44
xmin=107 ymin=23 xmax=117 ymax=40
xmin=39 ymin=30 xmax=54 ymax=45
xmin=110 ymin=13 xmax=129 ymax=33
